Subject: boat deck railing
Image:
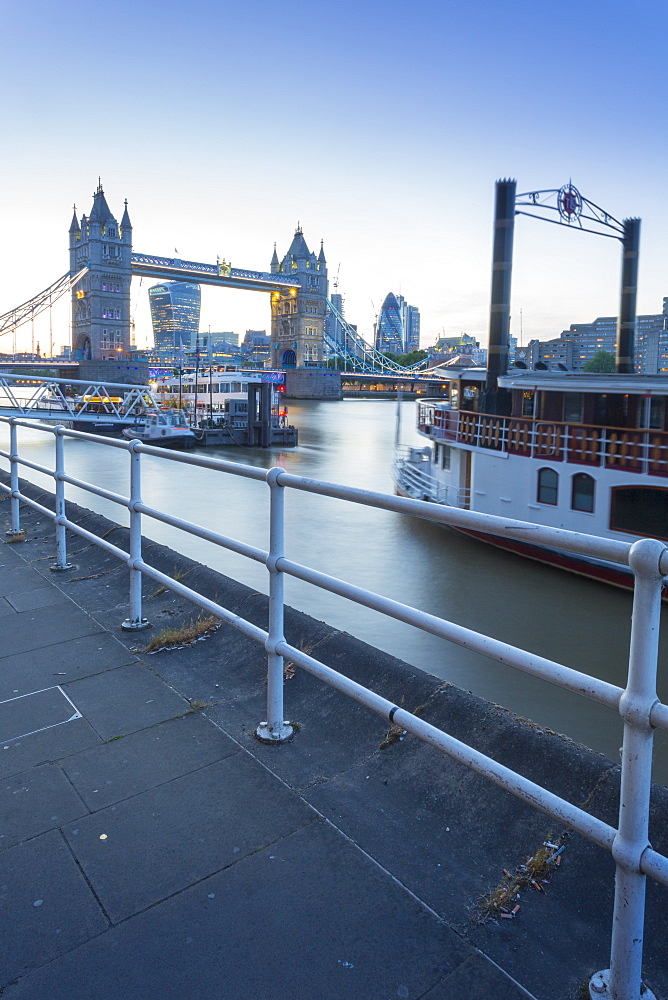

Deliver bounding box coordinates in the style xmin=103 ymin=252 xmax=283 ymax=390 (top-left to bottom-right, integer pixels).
xmin=418 ymin=402 xmax=668 ymax=477
xmin=1 ymin=415 xmax=667 ymax=1000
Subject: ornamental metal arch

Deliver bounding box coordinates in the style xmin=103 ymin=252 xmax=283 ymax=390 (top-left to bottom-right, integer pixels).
xmin=484 ymin=179 xmax=640 ymax=399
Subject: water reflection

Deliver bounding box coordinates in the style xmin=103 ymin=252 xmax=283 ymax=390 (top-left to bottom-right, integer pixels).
xmin=3 ymin=399 xmax=667 ymax=781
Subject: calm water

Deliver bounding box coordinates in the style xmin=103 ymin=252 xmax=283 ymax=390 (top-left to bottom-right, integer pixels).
xmin=4 ymin=399 xmax=668 ymax=782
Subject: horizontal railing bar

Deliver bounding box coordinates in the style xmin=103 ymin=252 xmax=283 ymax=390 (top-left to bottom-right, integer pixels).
xmin=277 ymin=557 xmax=624 ymax=710
xmin=60 ymin=474 xmax=130 ymax=508
xmin=274 ymin=471 xmax=633 ymax=567
xmin=130 ymin=441 xmax=268 ymax=480
xmin=59 ymin=518 xmax=133 ymax=562
xmin=135 ymin=502 xmax=269 ymax=564
xmin=2 ymin=417 xmax=662 ymax=571
xmin=649 ymin=702 xmax=668 ymax=732
xmin=8 ymin=493 xmax=59 ymax=522
xmin=278 ymin=640 xmax=617 ymax=852
xmin=135 ymin=560 xmax=268 ymax=644
xmin=13 ymin=456 xmax=55 ymax=477
xmin=641 ymin=847 xmax=668 ymax=887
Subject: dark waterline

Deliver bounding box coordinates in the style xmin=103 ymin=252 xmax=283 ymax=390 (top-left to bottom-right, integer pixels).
xmin=5 ymin=398 xmax=668 ymax=782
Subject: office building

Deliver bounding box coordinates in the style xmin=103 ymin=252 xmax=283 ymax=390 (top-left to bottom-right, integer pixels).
xmin=525 ymin=298 xmax=668 ymax=373
xmin=375 ymin=292 xmax=420 ymax=354
xmin=149 ymin=282 xmax=201 ymax=351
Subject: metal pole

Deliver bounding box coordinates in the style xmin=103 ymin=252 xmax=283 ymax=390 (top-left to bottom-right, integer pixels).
xmin=485 ymin=178 xmax=516 ymax=397
xmin=590 ymin=537 xmax=663 ymax=1000
xmin=6 ymin=420 xmax=22 ymax=536
xmin=122 ymin=441 xmax=150 ymax=631
xmin=50 ymin=426 xmax=72 ymax=571
xmin=615 ymin=218 xmax=641 ymax=375
xmin=255 ymin=468 xmax=294 ymax=743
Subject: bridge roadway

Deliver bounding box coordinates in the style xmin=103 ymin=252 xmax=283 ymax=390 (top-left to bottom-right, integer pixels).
xmin=1 ymin=477 xmax=666 ymax=999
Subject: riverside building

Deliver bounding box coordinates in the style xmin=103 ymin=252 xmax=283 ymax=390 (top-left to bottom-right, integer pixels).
xmin=526 ymin=298 xmax=668 ymax=373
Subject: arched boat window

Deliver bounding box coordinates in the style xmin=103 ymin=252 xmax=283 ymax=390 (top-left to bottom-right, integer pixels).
xmin=610 ymin=486 xmax=668 ymax=541
xmin=537 ymin=467 xmax=558 ymax=505
xmin=572 ymin=473 xmax=595 ymax=513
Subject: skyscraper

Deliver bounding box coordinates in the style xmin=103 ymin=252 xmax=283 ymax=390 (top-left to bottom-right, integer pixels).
xmin=375 ymin=293 xmax=404 ymax=353
xmin=397 ymin=295 xmax=421 ymax=353
xmin=149 ymin=282 xmax=201 ymax=351
xmin=375 ymin=293 xmax=420 ymax=353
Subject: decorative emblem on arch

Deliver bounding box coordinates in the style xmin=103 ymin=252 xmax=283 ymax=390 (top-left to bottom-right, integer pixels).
xmin=558 ymin=182 xmax=583 ymax=222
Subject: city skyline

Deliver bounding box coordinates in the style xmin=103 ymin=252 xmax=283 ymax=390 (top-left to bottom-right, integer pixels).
xmin=1 ymin=0 xmax=666 ymax=357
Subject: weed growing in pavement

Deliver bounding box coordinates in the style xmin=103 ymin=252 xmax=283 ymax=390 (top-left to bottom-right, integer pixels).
xmin=141 ymin=615 xmax=219 ymax=654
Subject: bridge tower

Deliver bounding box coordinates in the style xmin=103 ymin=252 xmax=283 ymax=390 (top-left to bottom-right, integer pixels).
xmin=270 ymin=227 xmax=328 ymax=368
xmin=69 ymin=183 xmax=133 ymax=361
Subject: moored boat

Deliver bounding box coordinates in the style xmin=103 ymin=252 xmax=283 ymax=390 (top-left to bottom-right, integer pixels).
xmin=122 ymin=410 xmax=196 ymax=449
xmin=394 ymin=366 xmax=668 ymax=592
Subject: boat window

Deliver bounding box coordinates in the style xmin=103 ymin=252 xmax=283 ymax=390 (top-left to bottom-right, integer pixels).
xmin=537 ymin=467 xmax=558 ymax=505
xmin=650 ymin=397 xmax=665 ymax=430
xmin=441 ymin=445 xmax=451 ymax=470
xmin=571 ymin=473 xmax=595 ymax=513
xmin=564 ymin=393 xmax=584 ymax=423
xmin=610 ymin=486 xmax=668 ymax=541
xmin=522 ymin=391 xmax=534 ymax=417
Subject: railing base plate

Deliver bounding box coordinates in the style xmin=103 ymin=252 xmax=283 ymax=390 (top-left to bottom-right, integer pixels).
xmin=254 ymin=721 xmax=295 ymax=744
xmin=589 ymin=969 xmax=656 ymax=999
xmin=50 ymin=563 xmax=74 ymax=572
xmin=121 ymin=618 xmax=151 ymax=632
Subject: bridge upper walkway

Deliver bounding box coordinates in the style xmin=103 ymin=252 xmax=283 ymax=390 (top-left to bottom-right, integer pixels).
xmin=131 ymin=253 xmax=299 ymax=294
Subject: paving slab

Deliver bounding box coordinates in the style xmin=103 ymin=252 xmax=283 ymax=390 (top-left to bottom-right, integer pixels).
xmin=62 ymin=752 xmax=316 ymax=922
xmin=4 ymin=820 xmax=476 ymax=1000
xmin=0 ymin=716 xmax=102 ymax=780
xmin=0 ymin=631 xmax=138 ymax=701
xmin=422 ymin=953 xmax=536 ymax=999
xmin=0 ymin=560 xmax=48 ymax=597
xmin=0 ymin=596 xmax=15 ymax=616
xmin=0 ymin=762 xmax=87 ymax=849
xmin=0 ymin=685 xmax=80 ymax=745
xmin=61 ymin=712 xmax=239 ymax=810
xmin=5 ymin=585 xmax=69 ymax=612
xmin=0 ymin=601 xmax=103 ymax=658
xmin=0 ymin=829 xmax=108 ymax=989
xmin=62 ymin=663 xmax=190 ymax=741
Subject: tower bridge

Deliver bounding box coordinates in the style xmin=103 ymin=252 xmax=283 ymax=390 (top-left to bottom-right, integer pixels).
xmin=1 ymin=183 xmax=427 ymax=375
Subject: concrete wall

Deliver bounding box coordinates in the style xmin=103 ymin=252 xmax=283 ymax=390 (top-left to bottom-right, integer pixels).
xmin=284 ymin=367 xmax=342 ymax=399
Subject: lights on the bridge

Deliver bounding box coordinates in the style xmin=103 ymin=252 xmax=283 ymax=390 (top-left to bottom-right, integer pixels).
xmin=290 ymin=288 xmax=297 ymax=297
xmin=76 ymin=290 xmax=85 ymax=299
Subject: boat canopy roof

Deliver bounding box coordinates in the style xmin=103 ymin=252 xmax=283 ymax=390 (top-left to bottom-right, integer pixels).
xmin=498 ymin=371 xmax=668 ymax=395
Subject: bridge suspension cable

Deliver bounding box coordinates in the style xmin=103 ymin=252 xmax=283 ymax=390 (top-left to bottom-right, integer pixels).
xmin=0 ymin=268 xmax=88 ymax=338
xmin=324 ymin=299 xmax=430 ymax=373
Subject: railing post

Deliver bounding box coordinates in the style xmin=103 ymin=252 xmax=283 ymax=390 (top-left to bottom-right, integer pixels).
xmin=590 ymin=538 xmax=663 ymax=1000
xmin=5 ymin=419 xmax=23 ymax=537
xmin=50 ymin=426 xmax=73 ymax=571
xmin=121 ymin=441 xmax=150 ymax=631
xmin=255 ymin=467 xmax=294 ymax=744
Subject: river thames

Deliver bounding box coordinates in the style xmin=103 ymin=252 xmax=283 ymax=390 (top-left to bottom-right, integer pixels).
xmin=5 ymin=398 xmax=668 ymax=782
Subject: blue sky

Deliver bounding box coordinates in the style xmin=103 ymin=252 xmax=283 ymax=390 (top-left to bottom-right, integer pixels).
xmin=1 ymin=0 xmax=666 ymax=352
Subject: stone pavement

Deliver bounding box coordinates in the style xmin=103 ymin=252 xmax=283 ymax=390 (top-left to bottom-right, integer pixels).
xmin=0 ymin=528 xmax=535 ymax=999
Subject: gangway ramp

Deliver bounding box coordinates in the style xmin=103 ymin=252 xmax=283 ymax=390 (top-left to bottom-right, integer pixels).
xmin=0 ymin=372 xmax=157 ymax=424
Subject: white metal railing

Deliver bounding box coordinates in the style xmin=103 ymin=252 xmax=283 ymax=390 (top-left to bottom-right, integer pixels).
xmin=0 ymin=415 xmax=667 ymax=1000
